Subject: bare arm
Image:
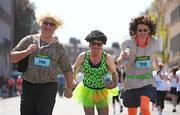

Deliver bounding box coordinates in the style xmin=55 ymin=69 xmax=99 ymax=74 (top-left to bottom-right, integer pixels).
xmin=63 ymin=70 xmax=74 ymax=98
xmin=152 ymin=54 xmax=159 ymax=71
xmin=64 ymin=71 xmax=74 ymax=89
xmin=117 ymin=50 xmax=129 ymax=65
xmin=116 ymin=52 xmax=124 ymax=65
xmin=106 ymin=54 xmax=118 ymax=89
xmin=72 ymin=52 xmax=85 ymax=81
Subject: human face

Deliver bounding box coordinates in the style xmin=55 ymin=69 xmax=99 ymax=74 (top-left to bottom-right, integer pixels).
xmin=43 ymin=21 xmax=56 ymax=27
xmin=41 ymin=19 xmax=56 ymax=34
xmin=136 ymin=24 xmax=149 ymax=38
xmin=89 ymin=40 xmax=103 ymax=52
xmin=90 ymin=41 xmax=103 ymax=47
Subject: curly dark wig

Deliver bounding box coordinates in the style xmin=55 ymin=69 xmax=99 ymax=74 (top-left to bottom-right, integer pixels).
xmin=85 ymin=30 xmax=107 ymax=44
xmin=129 ymin=15 xmax=157 ymax=36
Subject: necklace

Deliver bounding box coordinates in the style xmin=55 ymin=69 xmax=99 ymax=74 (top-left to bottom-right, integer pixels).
xmin=36 ymin=34 xmax=53 ymax=49
xmin=38 ymin=38 xmax=53 ymax=49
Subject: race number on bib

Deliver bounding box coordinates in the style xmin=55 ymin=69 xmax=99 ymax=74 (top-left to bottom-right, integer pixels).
xmin=34 ymin=54 xmax=51 ymax=67
xmin=134 ymin=56 xmax=151 ymax=68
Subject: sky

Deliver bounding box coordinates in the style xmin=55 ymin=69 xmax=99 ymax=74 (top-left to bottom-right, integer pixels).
xmin=29 ymin=0 xmax=154 ymax=47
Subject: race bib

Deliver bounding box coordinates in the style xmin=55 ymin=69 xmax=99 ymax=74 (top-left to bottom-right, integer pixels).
xmin=134 ymin=56 xmax=151 ymax=68
xmin=34 ymin=54 xmax=51 ymax=67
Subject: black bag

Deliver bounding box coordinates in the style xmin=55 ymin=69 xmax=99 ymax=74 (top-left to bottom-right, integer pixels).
xmin=17 ymin=56 xmax=29 ymax=73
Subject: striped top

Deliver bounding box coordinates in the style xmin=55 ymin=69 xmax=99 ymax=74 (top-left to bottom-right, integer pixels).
xmin=121 ymin=37 xmax=159 ymax=90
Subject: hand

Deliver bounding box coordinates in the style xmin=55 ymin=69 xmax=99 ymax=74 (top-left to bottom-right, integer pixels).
xmin=105 ymin=82 xmax=117 ymax=89
xmin=123 ymin=49 xmax=130 ymax=59
xmin=72 ymin=80 xmax=78 ymax=90
xmin=64 ymin=88 xmax=72 ymax=98
xmin=26 ymin=44 xmax=38 ymax=55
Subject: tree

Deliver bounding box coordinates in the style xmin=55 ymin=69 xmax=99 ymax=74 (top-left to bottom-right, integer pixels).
xmin=14 ymin=0 xmax=38 ymax=47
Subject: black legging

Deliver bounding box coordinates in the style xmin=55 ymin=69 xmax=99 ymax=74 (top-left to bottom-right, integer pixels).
xmin=21 ymin=80 xmax=58 ymax=115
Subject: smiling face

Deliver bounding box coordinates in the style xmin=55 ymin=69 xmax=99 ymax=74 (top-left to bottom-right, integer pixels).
xmin=136 ymin=24 xmax=150 ymax=38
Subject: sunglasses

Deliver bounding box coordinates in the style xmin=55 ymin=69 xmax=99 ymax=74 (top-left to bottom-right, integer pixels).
xmin=137 ymin=29 xmax=148 ymax=32
xmin=90 ymin=42 xmax=103 ymax=47
xmin=43 ymin=21 xmax=56 ymax=27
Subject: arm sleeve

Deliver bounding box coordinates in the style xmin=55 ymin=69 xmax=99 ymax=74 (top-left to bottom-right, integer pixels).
xmin=13 ymin=35 xmax=31 ymax=51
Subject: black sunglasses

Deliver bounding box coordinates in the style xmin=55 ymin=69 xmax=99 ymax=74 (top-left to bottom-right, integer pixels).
xmin=43 ymin=21 xmax=56 ymax=27
xmin=138 ymin=29 xmax=148 ymax=32
xmin=90 ymin=42 xmax=103 ymax=47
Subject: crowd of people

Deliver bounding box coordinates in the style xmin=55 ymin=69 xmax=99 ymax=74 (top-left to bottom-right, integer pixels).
xmin=6 ymin=12 xmax=180 ymax=115
xmin=153 ymin=63 xmax=180 ymax=115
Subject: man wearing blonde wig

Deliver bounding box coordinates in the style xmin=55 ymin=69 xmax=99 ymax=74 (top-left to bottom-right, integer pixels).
xmin=9 ymin=13 xmax=73 ymax=115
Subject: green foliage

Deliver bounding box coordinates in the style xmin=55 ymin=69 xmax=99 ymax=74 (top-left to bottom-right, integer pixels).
xmin=14 ymin=0 xmax=38 ymax=47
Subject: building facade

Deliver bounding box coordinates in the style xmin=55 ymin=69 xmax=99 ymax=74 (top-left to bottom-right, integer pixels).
xmin=162 ymin=0 xmax=180 ymax=67
xmin=0 ymin=0 xmax=14 ymax=81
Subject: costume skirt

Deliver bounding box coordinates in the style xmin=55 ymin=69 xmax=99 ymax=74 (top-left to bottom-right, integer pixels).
xmin=73 ymin=82 xmax=116 ymax=108
xmin=121 ymin=84 xmax=156 ymax=107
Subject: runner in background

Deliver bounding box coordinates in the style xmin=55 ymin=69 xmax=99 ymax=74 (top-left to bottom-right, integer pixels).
xmin=169 ymin=66 xmax=179 ymax=112
xmin=112 ymin=61 xmax=124 ymax=114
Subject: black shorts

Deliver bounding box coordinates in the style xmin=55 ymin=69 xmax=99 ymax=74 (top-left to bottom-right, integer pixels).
xmin=156 ymin=91 xmax=167 ymax=109
xmin=121 ymin=85 xmax=155 ymax=108
xmin=170 ymin=87 xmax=177 ymax=95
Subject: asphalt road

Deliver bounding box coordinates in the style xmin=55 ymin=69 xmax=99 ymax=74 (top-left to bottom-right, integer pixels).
xmin=0 ymin=95 xmax=180 ymax=115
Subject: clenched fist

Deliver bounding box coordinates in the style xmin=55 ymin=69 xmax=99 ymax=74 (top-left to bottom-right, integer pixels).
xmin=26 ymin=44 xmax=38 ymax=55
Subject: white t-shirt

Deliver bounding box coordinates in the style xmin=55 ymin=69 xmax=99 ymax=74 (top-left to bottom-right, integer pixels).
xmin=170 ymin=73 xmax=178 ymax=88
xmin=176 ymin=70 xmax=180 ymax=91
xmin=155 ymin=74 xmax=169 ymax=91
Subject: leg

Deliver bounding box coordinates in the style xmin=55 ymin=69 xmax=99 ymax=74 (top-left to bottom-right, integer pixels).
xmin=170 ymin=87 xmax=178 ymax=112
xmin=97 ymin=106 xmax=108 ymax=115
xmin=120 ymin=104 xmax=123 ymax=112
xmin=112 ymin=96 xmax=116 ymax=114
xmin=20 ymin=80 xmax=36 ymax=115
xmin=156 ymin=91 xmax=164 ymax=115
xmin=128 ymin=108 xmax=137 ymax=115
xmin=83 ymin=106 xmax=95 ymax=115
xmin=117 ymin=95 xmax=123 ymax=112
xmin=140 ymin=96 xmax=151 ymax=115
xmin=36 ymin=82 xmax=57 ymax=115
xmin=112 ymin=103 xmax=115 ymax=114
xmin=171 ymin=94 xmax=178 ymax=112
xmin=58 ymin=84 xmax=64 ymax=97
